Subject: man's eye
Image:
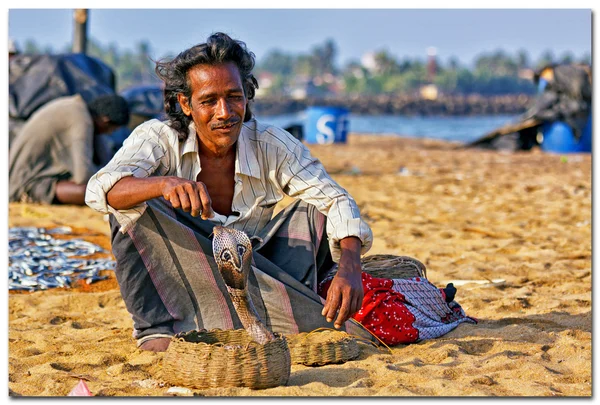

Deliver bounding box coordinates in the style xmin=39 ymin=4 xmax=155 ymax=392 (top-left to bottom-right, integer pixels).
xmin=201 ymin=99 xmax=216 ymax=106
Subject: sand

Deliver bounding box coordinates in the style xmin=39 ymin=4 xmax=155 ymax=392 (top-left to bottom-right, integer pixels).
xmin=8 ymin=134 xmax=591 ymax=397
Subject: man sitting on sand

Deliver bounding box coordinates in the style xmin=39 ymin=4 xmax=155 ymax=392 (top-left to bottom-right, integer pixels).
xmin=86 ymin=33 xmax=474 ymax=352
xmin=9 ymin=94 xmax=130 ymax=205
xmin=86 ymin=33 xmax=373 ymax=352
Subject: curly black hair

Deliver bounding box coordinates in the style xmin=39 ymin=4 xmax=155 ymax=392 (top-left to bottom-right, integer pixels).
xmin=88 ymin=94 xmax=130 ymax=126
xmin=155 ymin=32 xmax=259 ymax=140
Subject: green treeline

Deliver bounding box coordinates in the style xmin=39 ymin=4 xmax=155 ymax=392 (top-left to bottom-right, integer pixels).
xmin=21 ymin=37 xmax=591 ymax=96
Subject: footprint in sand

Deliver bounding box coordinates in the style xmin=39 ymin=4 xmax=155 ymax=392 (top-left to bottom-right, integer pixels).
xmin=21 ymin=348 xmax=43 ymax=357
xmin=70 ymin=321 xmax=96 ymax=329
xmin=49 ymin=316 xmax=68 ymax=325
xmin=471 ymin=375 xmax=496 ymax=386
xmin=49 ymin=362 xmax=73 ymax=372
xmin=455 ymin=339 xmax=495 ymax=356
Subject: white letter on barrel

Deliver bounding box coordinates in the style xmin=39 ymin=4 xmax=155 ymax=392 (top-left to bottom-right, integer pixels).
xmin=316 ymin=114 xmax=336 ymax=144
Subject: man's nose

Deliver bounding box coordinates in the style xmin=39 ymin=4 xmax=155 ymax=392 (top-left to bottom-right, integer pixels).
xmin=215 ymin=98 xmax=232 ymax=119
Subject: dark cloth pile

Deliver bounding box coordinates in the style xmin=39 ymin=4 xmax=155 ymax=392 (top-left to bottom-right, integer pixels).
xmin=522 ymin=64 xmax=592 ymax=140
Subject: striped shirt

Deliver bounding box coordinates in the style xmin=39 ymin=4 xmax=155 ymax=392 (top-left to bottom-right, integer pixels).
xmin=85 ymin=118 xmax=373 ymax=262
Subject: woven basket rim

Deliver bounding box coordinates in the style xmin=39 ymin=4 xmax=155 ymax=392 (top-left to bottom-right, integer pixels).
xmin=170 ymin=328 xmax=287 ymax=350
xmin=286 ymin=329 xmax=360 ymax=365
xmin=163 ymin=328 xmax=291 ymax=389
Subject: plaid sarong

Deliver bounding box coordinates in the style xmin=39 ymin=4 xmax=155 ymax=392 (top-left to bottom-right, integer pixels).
xmin=109 ymin=197 xmax=374 ymax=346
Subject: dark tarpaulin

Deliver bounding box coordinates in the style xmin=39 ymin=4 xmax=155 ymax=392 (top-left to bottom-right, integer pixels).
xmin=120 ymin=84 xmax=165 ymax=118
xmin=9 ymin=53 xmax=116 ymax=121
xmin=522 ymin=64 xmax=592 ymax=140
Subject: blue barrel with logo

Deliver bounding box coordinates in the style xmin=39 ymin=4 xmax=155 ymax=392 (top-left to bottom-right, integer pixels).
xmin=304 ymin=106 xmax=349 ymax=144
xmin=537 ymin=76 xmax=591 ymax=153
xmin=541 ymin=114 xmax=592 ymax=153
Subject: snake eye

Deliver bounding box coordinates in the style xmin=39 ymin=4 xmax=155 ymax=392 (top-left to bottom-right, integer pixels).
xmin=221 ymin=250 xmax=232 ymax=262
xmin=237 ymin=245 xmax=246 ymax=257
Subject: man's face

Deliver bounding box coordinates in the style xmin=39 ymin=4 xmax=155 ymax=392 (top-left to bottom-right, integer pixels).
xmin=178 ymin=62 xmax=247 ymax=154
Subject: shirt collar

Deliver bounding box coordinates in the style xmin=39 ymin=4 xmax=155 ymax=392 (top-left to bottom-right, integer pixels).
xmin=182 ymin=120 xmax=261 ymax=179
xmin=235 ymin=121 xmax=261 ymax=179
xmin=181 ymin=121 xmax=199 ymax=156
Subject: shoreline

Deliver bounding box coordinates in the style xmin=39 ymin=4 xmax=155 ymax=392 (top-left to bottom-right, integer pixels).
xmin=253 ymin=94 xmax=533 ymax=117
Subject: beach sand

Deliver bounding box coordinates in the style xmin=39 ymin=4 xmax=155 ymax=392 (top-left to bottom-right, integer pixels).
xmin=8 ymin=134 xmax=591 ymax=397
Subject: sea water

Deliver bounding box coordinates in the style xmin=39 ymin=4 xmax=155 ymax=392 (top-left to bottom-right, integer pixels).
xmin=256 ymin=113 xmax=520 ymax=144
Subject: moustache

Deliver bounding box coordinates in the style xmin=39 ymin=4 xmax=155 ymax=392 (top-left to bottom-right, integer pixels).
xmin=211 ymin=118 xmax=241 ymax=130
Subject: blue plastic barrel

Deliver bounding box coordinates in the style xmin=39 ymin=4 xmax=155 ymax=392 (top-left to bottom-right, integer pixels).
xmin=304 ymin=106 xmax=349 ymax=144
xmin=541 ymin=114 xmax=592 ymax=153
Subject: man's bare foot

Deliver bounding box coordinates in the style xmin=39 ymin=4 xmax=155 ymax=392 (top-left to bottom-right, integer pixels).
xmin=139 ymin=337 xmax=171 ymax=352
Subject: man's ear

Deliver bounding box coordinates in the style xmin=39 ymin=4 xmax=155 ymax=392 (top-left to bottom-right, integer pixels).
xmin=94 ymin=116 xmax=110 ymax=130
xmin=177 ymin=93 xmax=191 ymax=116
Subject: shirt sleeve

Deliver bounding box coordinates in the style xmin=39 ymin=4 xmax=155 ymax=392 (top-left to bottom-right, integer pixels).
xmin=85 ymin=123 xmax=171 ymax=233
xmin=277 ymin=140 xmax=373 ymax=263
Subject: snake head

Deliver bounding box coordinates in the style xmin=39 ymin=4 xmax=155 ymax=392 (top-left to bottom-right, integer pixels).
xmin=212 ymin=226 xmax=253 ymax=290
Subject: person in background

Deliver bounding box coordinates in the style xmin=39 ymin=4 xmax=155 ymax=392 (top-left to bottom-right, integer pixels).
xmin=9 ymin=94 xmax=130 ymax=205
xmin=8 ymin=37 xmax=19 ymax=58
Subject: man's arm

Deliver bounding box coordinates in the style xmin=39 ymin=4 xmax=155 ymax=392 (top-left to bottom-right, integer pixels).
xmin=321 ymin=236 xmax=364 ymax=329
xmin=274 ymin=135 xmax=373 ymax=328
xmin=87 ymin=123 xmax=212 ymax=225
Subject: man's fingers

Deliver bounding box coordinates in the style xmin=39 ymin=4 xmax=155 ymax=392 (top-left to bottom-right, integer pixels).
xmin=196 ymin=182 xmax=214 ymax=219
xmin=351 ymin=294 xmax=362 ymax=319
xmin=324 ymin=290 xmax=341 ymax=324
xmin=334 ymin=295 xmax=352 ymax=329
xmin=321 ymin=299 xmax=330 ymax=317
xmin=321 ymin=285 xmax=335 ymax=317
xmin=168 ymin=192 xmax=181 ymax=209
xmin=184 ymin=183 xmax=202 ymax=216
xmin=177 ymin=188 xmax=192 ymax=212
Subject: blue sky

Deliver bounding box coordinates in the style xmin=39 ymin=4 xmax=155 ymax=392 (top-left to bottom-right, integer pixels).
xmin=7 ymin=8 xmax=592 ymax=67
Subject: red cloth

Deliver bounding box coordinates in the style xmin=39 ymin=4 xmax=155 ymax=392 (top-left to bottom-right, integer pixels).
xmin=319 ymin=273 xmax=443 ymax=345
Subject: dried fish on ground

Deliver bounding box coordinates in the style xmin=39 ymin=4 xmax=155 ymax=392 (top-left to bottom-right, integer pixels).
xmin=8 ymin=227 xmax=115 ymax=291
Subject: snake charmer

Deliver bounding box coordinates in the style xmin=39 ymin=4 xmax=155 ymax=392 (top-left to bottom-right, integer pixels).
xmin=85 ymin=32 xmax=474 ymax=353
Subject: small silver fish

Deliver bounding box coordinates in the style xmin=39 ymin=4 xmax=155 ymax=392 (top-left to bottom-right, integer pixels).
xmin=8 ymin=227 xmax=116 ymax=292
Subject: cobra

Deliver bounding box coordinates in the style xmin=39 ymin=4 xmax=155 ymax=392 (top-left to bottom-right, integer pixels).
xmin=212 ymin=226 xmax=276 ymax=344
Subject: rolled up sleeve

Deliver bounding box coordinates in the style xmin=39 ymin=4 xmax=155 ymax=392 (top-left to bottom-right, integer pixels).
xmin=85 ymin=125 xmax=170 ymax=233
xmin=278 ymin=142 xmax=373 ymax=262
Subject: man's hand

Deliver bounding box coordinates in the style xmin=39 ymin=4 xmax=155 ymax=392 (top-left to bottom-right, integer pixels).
xmin=321 ymin=237 xmax=364 ymax=329
xmin=162 ymin=177 xmax=214 ymax=219
xmin=107 ymin=176 xmax=214 ymax=218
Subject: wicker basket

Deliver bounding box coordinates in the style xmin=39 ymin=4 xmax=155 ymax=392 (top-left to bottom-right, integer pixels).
xmin=361 ymin=255 xmax=427 ymax=279
xmin=162 ymin=329 xmax=291 ymax=390
xmin=286 ymin=329 xmax=360 ymax=366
